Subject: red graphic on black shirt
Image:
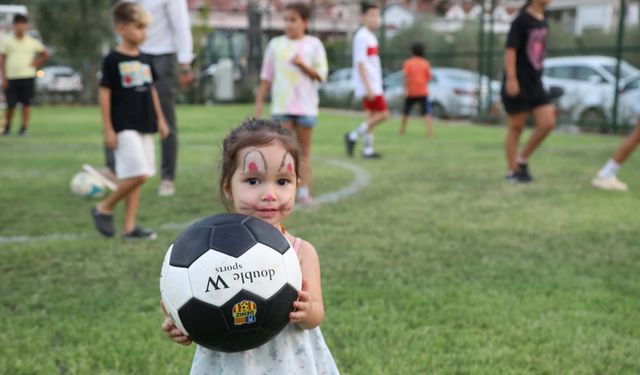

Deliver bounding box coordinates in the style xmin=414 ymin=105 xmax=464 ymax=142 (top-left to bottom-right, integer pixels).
xmin=526 ymin=28 xmax=547 ymax=71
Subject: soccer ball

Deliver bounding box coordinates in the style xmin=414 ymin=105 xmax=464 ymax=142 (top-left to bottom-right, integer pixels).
xmin=160 ymin=213 xmax=302 ymax=352
xmin=69 ymin=171 xmax=107 ymax=198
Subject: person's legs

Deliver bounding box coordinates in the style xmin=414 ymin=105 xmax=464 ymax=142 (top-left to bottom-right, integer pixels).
xmin=519 ymin=104 xmax=555 ymax=162
xmin=504 ymin=111 xmax=528 ymax=173
xmin=123 ymin=183 xmax=142 ymax=233
xmin=4 ymin=107 xmax=15 ymax=135
xmin=593 ymin=117 xmax=640 ymax=191
xmin=3 ymin=80 xmax=17 ymax=135
xmin=424 ymin=115 xmax=433 ymax=138
xmin=400 ymin=98 xmax=413 ymax=135
xmin=422 ymin=97 xmax=433 ymax=138
xmin=153 ymin=55 xmax=178 ymax=195
xmin=97 ymin=175 xmax=148 ymax=214
xmin=296 ymin=124 xmax=314 ymax=203
xmin=20 ymin=105 xmax=30 ymax=133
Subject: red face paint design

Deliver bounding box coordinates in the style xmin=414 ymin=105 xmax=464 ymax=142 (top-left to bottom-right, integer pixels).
xmin=278 ymin=152 xmax=296 ymax=176
xmin=242 ymin=150 xmax=267 ymax=174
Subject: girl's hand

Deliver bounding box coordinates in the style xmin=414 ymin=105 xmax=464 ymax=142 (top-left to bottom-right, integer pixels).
xmin=291 ymin=54 xmax=305 ymax=69
xmin=505 ymin=78 xmax=520 ymax=97
xmin=158 ymin=118 xmax=170 ymax=139
xmin=161 ymin=301 xmax=192 ymax=346
xmin=104 ymin=127 xmax=117 ymax=150
xmin=289 ymin=279 xmax=311 ymax=324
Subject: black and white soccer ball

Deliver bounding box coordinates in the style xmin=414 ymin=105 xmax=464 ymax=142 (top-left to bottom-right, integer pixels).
xmin=160 ymin=213 xmax=302 ymax=352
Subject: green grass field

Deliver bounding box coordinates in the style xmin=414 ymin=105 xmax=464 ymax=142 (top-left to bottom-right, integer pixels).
xmin=1 ymin=105 xmax=639 ymax=374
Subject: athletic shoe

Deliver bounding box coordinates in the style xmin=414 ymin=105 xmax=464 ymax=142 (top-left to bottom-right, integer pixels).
xmin=297 ymin=195 xmax=316 ymax=208
xmin=158 ymin=179 xmax=176 ymax=197
xmin=517 ymin=163 xmax=533 ymax=182
xmin=123 ymin=227 xmax=158 ymax=240
xmin=83 ymin=163 xmax=117 ymax=191
xmin=18 ymin=127 xmax=27 ymax=137
xmin=591 ymin=176 xmax=628 ymax=192
xmin=1 ymin=127 xmax=10 ymax=136
xmin=362 ymin=152 xmax=382 ymax=159
xmin=505 ymin=171 xmax=519 ymax=183
xmin=91 ymin=206 xmax=115 ymax=237
xmin=344 ymin=133 xmax=356 ymax=157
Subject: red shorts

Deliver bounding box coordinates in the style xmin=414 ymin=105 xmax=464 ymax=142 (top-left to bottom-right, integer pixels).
xmin=363 ymin=95 xmax=387 ymax=112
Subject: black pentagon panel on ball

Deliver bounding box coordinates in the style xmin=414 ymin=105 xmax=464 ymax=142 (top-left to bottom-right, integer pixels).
xmin=169 ymin=224 xmax=214 ymax=267
xmin=243 ymin=217 xmax=290 ymax=254
xmin=209 ymin=223 xmax=257 ymax=257
xmin=178 ymin=298 xmax=230 ymax=350
xmin=259 ymin=284 xmax=298 ymax=334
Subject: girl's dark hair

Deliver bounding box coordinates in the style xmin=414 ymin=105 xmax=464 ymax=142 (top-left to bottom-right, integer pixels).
xmin=411 ymin=43 xmax=425 ymax=57
xmin=285 ymin=2 xmax=312 ymax=21
xmin=219 ymin=118 xmax=300 ymax=208
xmin=360 ymin=1 xmax=379 ymax=15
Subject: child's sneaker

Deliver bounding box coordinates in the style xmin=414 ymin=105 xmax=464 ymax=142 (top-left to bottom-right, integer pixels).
xmin=344 ymin=133 xmax=356 ymax=157
xmin=158 ymin=179 xmax=176 ymax=197
xmin=123 ymin=227 xmax=158 ymax=240
xmin=591 ymin=176 xmax=628 ymax=192
xmin=298 ymin=195 xmax=316 ymax=208
xmin=91 ymin=206 xmax=115 ymax=237
xmin=18 ymin=127 xmax=27 ymax=137
xmin=362 ymin=151 xmax=382 ymax=159
xmin=1 ymin=127 xmax=10 ymax=136
xmin=516 ymin=163 xmax=532 ymax=182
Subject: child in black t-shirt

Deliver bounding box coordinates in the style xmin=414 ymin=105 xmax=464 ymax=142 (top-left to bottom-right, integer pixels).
xmin=91 ymin=2 xmax=169 ymax=239
xmin=501 ymin=0 xmax=555 ymax=183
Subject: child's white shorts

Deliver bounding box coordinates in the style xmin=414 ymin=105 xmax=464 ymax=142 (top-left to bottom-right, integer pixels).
xmin=114 ymin=130 xmax=156 ymax=180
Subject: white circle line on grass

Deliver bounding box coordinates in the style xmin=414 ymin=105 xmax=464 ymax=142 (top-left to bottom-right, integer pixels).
xmin=0 ymin=158 xmax=371 ymax=245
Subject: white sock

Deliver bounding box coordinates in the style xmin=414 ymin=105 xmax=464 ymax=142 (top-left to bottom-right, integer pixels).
xmin=363 ymin=133 xmax=374 ymax=150
xmin=349 ymin=122 xmax=368 ymax=141
xmin=517 ymin=156 xmax=527 ymax=165
xmin=298 ymin=186 xmax=310 ymax=199
xmin=597 ymin=159 xmax=621 ymax=178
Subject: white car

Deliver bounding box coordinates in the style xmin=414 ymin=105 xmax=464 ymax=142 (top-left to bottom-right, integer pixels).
xmin=36 ymin=65 xmax=83 ymax=102
xmin=383 ymin=67 xmax=501 ymax=118
xmin=542 ymin=56 xmax=639 ymax=129
xmin=319 ymin=68 xmax=357 ymax=107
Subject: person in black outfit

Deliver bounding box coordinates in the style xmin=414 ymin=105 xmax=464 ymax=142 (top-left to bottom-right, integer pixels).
xmin=502 ymin=0 xmax=555 ymax=183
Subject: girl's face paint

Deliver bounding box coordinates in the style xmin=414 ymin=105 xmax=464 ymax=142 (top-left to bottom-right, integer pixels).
xmin=228 ymin=144 xmax=297 ymax=228
xmin=242 ymin=150 xmax=267 ymax=175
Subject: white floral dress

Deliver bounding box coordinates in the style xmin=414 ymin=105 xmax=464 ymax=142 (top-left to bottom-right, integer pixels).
xmin=189 ymin=238 xmax=339 ymax=375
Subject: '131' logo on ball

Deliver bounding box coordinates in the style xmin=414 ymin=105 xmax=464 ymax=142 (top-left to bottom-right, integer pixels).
xmin=232 ymin=300 xmax=257 ymax=326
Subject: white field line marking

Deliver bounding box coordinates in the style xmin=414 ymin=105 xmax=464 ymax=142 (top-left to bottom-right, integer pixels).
xmin=0 ymin=159 xmax=371 ymax=245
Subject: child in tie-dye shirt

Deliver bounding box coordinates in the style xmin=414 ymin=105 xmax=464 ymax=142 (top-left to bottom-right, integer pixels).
xmin=254 ymin=2 xmax=328 ymax=207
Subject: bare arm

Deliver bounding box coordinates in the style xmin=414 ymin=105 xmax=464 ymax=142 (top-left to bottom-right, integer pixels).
xmin=504 ymin=48 xmax=519 ymax=96
xmin=254 ymin=79 xmax=271 ymax=117
xmin=289 ymin=241 xmax=325 ymax=330
xmin=0 ymin=54 xmax=6 ymax=89
xmin=99 ymin=87 xmax=117 ymax=149
xmin=151 ymin=86 xmax=169 ymax=138
xmin=292 ymin=57 xmax=322 ymax=82
xmin=358 ymin=62 xmax=373 ymax=99
xmin=32 ymin=50 xmax=49 ymax=68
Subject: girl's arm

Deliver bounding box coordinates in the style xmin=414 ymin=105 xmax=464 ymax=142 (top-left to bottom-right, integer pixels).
xmin=254 ymin=79 xmax=271 ymax=118
xmin=151 ymin=86 xmax=170 ymax=138
xmin=289 ymin=240 xmax=325 ymax=330
xmin=504 ymin=48 xmax=519 ymax=97
xmin=291 ymin=55 xmax=322 ymax=82
xmin=99 ymin=87 xmax=117 ymax=150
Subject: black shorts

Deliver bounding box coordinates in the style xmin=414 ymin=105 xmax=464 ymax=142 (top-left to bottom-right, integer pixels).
xmin=501 ymin=90 xmax=551 ymax=114
xmin=403 ymin=96 xmax=432 ymax=116
xmin=5 ymin=78 xmax=35 ymax=108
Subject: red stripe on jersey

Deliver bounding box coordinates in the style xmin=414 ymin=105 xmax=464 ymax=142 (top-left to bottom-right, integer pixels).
xmin=367 ymin=46 xmax=378 ymax=56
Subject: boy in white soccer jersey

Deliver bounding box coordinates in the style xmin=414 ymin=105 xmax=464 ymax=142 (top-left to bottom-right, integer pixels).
xmin=344 ymin=1 xmax=389 ymax=159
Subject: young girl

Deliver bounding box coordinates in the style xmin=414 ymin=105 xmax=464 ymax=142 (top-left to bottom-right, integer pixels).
xmin=161 ymin=119 xmax=339 ymax=374
xmin=254 ymin=2 xmax=328 ymax=207
xmin=501 ymin=0 xmax=555 ymax=183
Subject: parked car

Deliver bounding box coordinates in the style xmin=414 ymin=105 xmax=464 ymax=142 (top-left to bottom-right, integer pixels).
xmin=383 ymin=67 xmax=501 ymax=118
xmin=542 ymin=56 xmax=639 ymax=128
xmin=35 ymin=65 xmax=83 ymax=103
xmin=320 ymin=67 xmax=393 ymax=108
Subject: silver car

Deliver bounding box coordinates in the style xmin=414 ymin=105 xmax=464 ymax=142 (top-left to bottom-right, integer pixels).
xmin=542 ymin=56 xmax=639 ymax=128
xmin=36 ymin=65 xmax=83 ymax=103
xmin=383 ymin=67 xmax=500 ymax=118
